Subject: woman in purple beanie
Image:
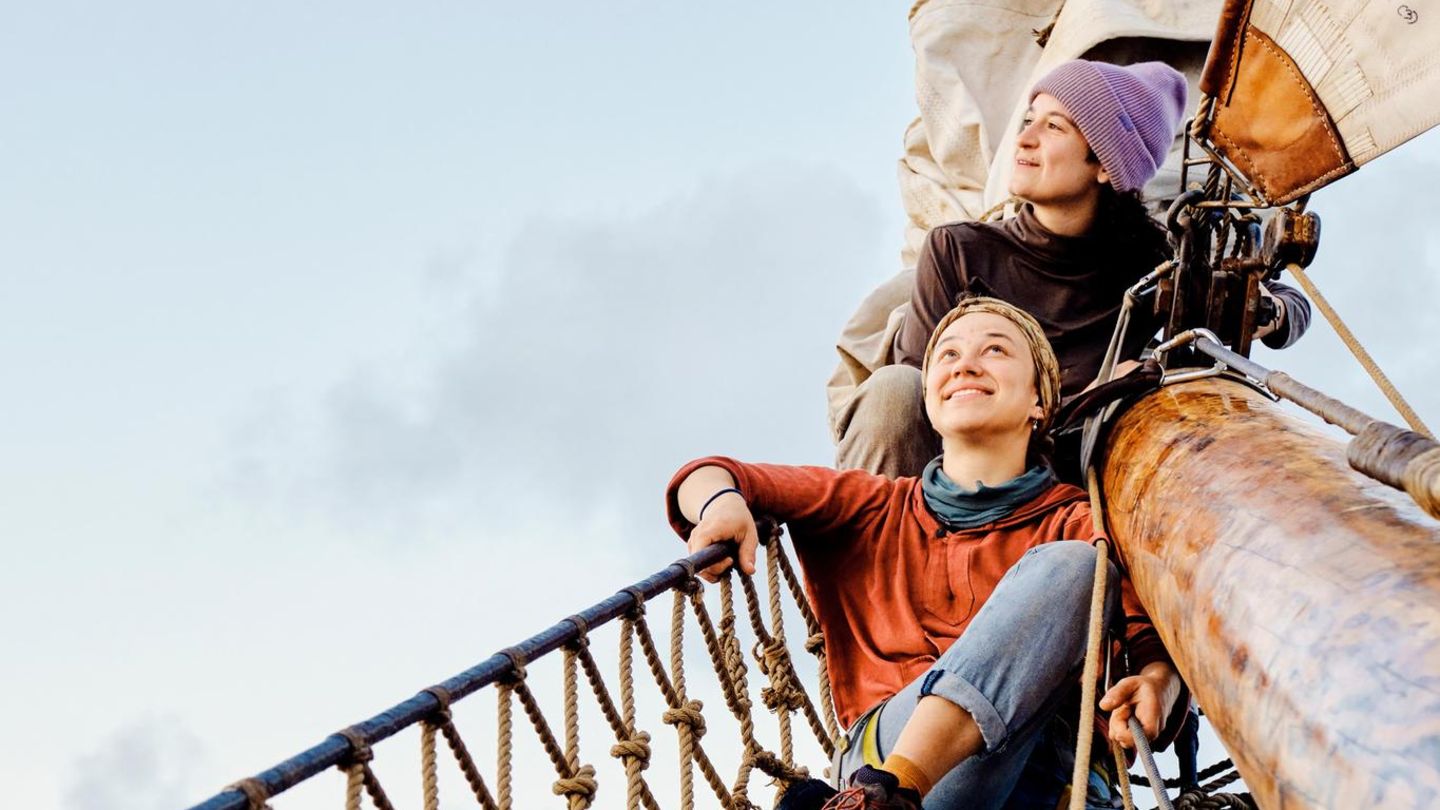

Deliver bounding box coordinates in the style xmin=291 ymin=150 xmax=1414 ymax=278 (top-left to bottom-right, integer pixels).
xmin=834 ymin=59 xmax=1311 ymax=480
xmin=784 ymin=59 xmax=1297 ymax=810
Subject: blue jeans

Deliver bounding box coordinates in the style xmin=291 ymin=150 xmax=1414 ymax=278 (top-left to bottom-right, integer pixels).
xmin=834 ymin=541 xmax=1120 ymax=809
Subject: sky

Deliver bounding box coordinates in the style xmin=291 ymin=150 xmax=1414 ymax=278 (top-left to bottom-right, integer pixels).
xmin=2 ymin=2 xmax=1437 ymax=809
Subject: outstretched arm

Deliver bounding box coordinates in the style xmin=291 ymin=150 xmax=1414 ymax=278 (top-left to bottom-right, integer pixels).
xmin=674 ymin=465 xmax=759 ymax=582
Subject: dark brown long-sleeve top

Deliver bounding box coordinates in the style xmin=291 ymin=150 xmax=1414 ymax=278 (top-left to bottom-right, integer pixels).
xmin=893 ymin=205 xmax=1310 ymax=397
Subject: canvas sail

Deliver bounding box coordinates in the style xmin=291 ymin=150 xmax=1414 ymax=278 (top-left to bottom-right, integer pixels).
xmin=1197 ymin=0 xmax=1440 ymax=203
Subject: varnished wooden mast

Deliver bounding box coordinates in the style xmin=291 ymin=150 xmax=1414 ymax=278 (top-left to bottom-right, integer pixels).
xmin=1101 ymin=377 xmax=1440 ymax=809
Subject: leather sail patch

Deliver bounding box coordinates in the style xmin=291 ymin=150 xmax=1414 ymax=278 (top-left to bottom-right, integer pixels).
xmin=1204 ymin=24 xmax=1354 ymax=204
xmin=1199 ymin=0 xmax=1252 ymax=99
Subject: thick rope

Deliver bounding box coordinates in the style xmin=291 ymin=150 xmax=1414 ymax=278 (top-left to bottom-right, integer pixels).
xmin=608 ymin=618 xmax=654 ymax=810
xmin=336 ymin=728 xmax=396 ymax=810
xmin=436 ymin=717 xmax=501 ymax=810
xmin=1175 ymin=793 xmax=1257 ymax=810
xmin=1111 ymin=740 xmax=1137 ymax=810
xmin=668 ymin=591 xmax=698 ymax=810
xmin=565 ymin=619 xmax=658 ymax=810
xmin=498 ymin=682 xmax=514 ymax=810
xmin=636 ymin=597 xmax=730 ymax=807
xmin=1131 ymin=757 xmax=1237 ymax=789
xmin=1345 ymin=422 xmax=1440 ymax=519
xmin=419 ymin=683 xmax=499 ymax=810
xmin=979 ymin=195 xmax=1019 ymax=222
xmin=1129 ymin=716 xmax=1175 ymax=810
xmin=691 ymin=582 xmax=752 ymax=729
xmin=345 ymin=762 xmax=363 ymax=810
xmin=421 ymin=721 xmax=438 ymax=810
xmin=1283 ymin=262 xmax=1433 ymax=438
xmin=1068 ymin=468 xmax=1114 ymax=810
xmin=506 ymin=674 xmax=601 ymax=808
xmin=204 ymin=540 xmax=851 ymax=810
xmin=718 ymin=577 xmax=762 ymax=810
xmin=556 ymin=644 xmax=599 ymax=809
xmin=1072 ymin=469 xmax=1175 ymax=810
xmin=774 ymin=536 xmax=840 ymax=747
xmin=668 ymin=594 xmax=697 ymax=810
xmin=762 ymin=533 xmax=798 ymax=767
xmin=749 ymin=543 xmax=831 ymax=757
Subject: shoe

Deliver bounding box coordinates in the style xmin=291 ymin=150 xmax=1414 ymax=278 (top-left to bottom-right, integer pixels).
xmin=820 ymin=766 xmax=922 ymax=810
xmin=776 ymin=778 xmax=839 ymax=810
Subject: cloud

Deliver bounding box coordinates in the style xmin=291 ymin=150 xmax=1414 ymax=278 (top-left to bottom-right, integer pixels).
xmin=63 ymin=716 xmax=206 ymax=810
xmin=226 ymin=162 xmax=892 ymax=542
xmin=228 ymin=141 xmax=1440 ymax=548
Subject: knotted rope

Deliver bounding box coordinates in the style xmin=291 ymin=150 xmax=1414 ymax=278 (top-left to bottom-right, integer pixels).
xmin=337 ymin=727 xmax=395 ymax=810
xmin=1068 ymin=468 xmax=1118 ymax=810
xmin=422 ymin=685 xmax=500 ymax=810
xmin=1069 ymin=468 xmax=1175 ymax=810
xmin=223 ymin=779 xmax=271 ymax=810
xmin=196 ymin=532 xmax=856 ymax=810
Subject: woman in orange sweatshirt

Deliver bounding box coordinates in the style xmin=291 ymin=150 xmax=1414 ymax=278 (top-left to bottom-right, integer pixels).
xmin=667 ymin=297 xmax=1185 ymax=809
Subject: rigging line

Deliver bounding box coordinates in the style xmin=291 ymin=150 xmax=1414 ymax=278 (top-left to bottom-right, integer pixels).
xmin=1177 ymin=332 xmax=1440 ymax=520
xmin=1069 ymin=468 xmax=1113 ymax=810
xmin=1129 ymin=717 xmax=1175 ymax=810
xmin=1074 ymin=468 xmax=1175 ymax=810
xmin=1283 ymin=261 xmax=1433 ymax=439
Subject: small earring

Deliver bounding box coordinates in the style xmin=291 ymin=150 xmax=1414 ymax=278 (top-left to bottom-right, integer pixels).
xmin=1031 ymin=419 xmax=1040 ymax=431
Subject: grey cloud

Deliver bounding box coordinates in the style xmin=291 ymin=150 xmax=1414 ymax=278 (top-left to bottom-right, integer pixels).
xmin=233 ymin=145 xmax=1440 ymax=544
xmin=244 ymin=163 xmax=891 ymax=538
xmin=63 ymin=716 xmax=205 ymax=810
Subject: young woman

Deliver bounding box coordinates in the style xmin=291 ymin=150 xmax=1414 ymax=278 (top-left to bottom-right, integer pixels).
xmin=834 ymin=60 xmax=1311 ymax=478
xmin=668 ymin=298 xmax=1187 ymax=809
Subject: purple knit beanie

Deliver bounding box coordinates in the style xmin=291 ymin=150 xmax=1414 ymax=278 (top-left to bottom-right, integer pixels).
xmin=1030 ymin=60 xmax=1188 ymax=193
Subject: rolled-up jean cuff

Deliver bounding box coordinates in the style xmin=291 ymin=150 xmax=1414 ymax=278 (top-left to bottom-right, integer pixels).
xmin=919 ymin=669 xmax=1008 ymax=756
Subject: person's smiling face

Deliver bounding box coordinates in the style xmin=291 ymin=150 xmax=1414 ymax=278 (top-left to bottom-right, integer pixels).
xmin=1009 ymin=92 xmax=1108 ymax=208
xmin=923 ymin=311 xmax=1044 ymax=442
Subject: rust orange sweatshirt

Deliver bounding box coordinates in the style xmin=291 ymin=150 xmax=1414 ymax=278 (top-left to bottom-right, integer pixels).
xmin=666 ymin=457 xmax=1175 ymax=731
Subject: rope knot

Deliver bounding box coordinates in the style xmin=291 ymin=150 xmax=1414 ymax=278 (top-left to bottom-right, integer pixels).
xmin=803 ymin=632 xmax=825 ymax=654
xmin=565 ymin=614 xmax=591 ymax=647
xmin=722 ymin=633 xmax=748 ymax=683
xmin=662 ymin=700 xmax=707 ymax=738
xmin=420 ymin=685 xmax=454 ymax=724
xmin=336 ymin=727 xmax=374 ymax=765
xmin=673 ymin=559 xmax=703 ymax=594
xmin=608 ymin=731 xmax=652 ymax=769
xmin=754 ymin=638 xmax=789 ymax=675
xmin=621 ymin=586 xmax=649 ymax=617
xmin=761 ymin=683 xmax=805 ymax=713
xmin=225 ymin=777 xmax=272 ymax=810
xmin=551 ymin=763 xmax=598 ymax=805
xmin=747 ymin=749 xmax=809 ymax=784
xmin=498 ymin=646 xmax=528 ymax=682
xmin=1404 ymin=445 xmax=1440 ymax=519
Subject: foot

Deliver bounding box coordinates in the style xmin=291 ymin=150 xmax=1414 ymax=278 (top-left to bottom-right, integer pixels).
xmin=820 ymin=766 xmax=923 ymax=810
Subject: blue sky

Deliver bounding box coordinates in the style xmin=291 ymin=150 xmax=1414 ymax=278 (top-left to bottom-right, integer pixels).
xmin=2 ymin=3 xmax=1437 ymax=808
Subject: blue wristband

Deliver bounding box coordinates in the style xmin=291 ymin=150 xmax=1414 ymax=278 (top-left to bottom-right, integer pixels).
xmin=698 ymin=487 xmax=744 ymax=522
